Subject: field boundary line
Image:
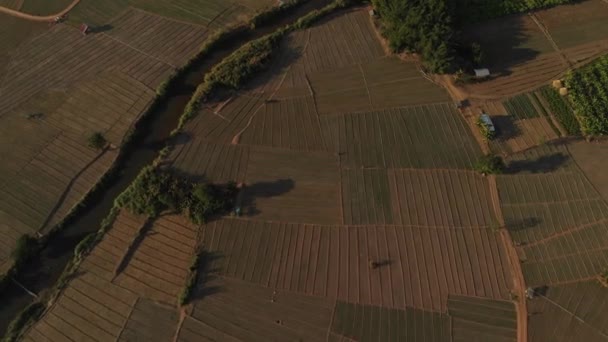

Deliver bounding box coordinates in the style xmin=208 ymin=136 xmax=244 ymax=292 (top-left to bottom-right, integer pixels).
xmin=502 ymin=197 xmax=604 ymax=207
xmin=523 ymin=244 xmax=608 ymax=265
xmin=538 ymin=294 xmax=608 ymax=339
xmin=358 ymin=64 xmax=374 ymax=110
xmin=127 ymin=6 xmax=210 ymax=30
xmin=100 ymin=32 xmax=176 ymax=68
xmin=516 ymin=218 xmax=608 ymax=247
xmin=565 ymin=143 xmax=608 ymax=207
xmin=489 ymin=174 xmax=528 ymax=342
xmin=38 ymin=144 xmax=113 ymax=233
xmin=117 ymin=297 xmax=138 ymax=341
xmin=325 ymin=300 xmax=338 ymax=342
xmin=0 ymin=0 xmax=80 ymax=22
xmin=528 ymin=13 xmax=570 ymax=66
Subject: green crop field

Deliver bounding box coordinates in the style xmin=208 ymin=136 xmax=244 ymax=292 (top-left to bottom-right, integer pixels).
xmin=565 ymin=55 xmax=608 ymax=135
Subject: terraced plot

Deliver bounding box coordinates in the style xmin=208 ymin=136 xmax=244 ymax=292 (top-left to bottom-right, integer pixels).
xmin=182 ymin=276 xmax=334 ymax=341
xmin=114 ymin=215 xmax=198 ymax=305
xmin=200 ymin=219 xmax=513 ymax=311
xmin=528 ymin=280 xmax=608 ymax=341
xmin=321 ymin=103 xmax=482 ymax=169
xmin=240 ymin=146 xmax=341 ymax=225
xmin=448 ymin=295 xmax=517 ymax=342
xmin=119 ymin=298 xmax=179 ymax=341
xmin=331 ymin=301 xmax=450 ymax=342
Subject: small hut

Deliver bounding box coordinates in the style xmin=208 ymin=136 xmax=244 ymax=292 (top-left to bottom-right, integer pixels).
xmin=474 ymin=68 xmax=490 ymax=78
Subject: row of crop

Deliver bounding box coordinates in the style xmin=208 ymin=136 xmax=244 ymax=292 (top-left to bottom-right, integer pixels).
xmin=539 ymin=86 xmax=581 ymax=135
xmin=176 ymin=0 xmax=364 ymax=131
xmin=565 ymin=55 xmax=608 ymax=135
xmin=451 ymin=0 xmax=575 ymax=24
xmin=503 ymin=94 xmax=540 ymax=120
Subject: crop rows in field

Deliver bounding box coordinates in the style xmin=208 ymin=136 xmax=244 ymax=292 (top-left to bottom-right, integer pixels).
xmin=0 ymin=25 xmax=168 ymax=115
xmin=565 ymin=55 xmax=608 ymax=135
xmin=321 ymin=103 xmax=481 ymax=169
xmin=528 ymin=280 xmax=608 ymax=341
xmin=309 ymin=58 xmax=449 ymax=115
xmin=170 ymin=139 xmax=250 ymax=183
xmin=331 ymin=301 xmax=450 ymax=342
xmin=567 ymin=141 xmax=608 ymax=200
xmin=186 ymin=94 xmax=265 ymax=145
xmin=537 ymin=86 xmax=580 ymax=135
xmin=47 ymin=70 xmax=155 ymax=145
xmin=537 ymin=0 xmax=608 ymax=50
xmin=181 ymin=276 xmax=333 ymax=341
xmin=120 ymin=298 xmax=179 ymax=341
xmin=200 ymin=219 xmax=512 ymax=312
xmin=241 ymin=146 xmax=341 ymax=225
xmin=239 ymin=96 xmax=328 ymax=151
xmin=498 ymin=170 xmax=608 ymax=243
xmin=0 ymin=134 xmax=114 ymax=249
xmin=25 ymin=271 xmax=137 ymax=342
xmin=114 ymin=215 xmax=198 ymax=304
xmin=340 ymin=168 xmax=496 ymax=227
xmin=520 ymin=220 xmax=608 ymax=286
xmin=447 ymin=295 xmax=517 ymax=342
xmin=108 ymin=8 xmax=210 ymax=67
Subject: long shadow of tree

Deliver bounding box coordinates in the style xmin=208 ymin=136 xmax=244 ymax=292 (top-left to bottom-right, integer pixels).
xmin=505 ymin=152 xmax=570 ymax=174
xmin=190 ymin=250 xmax=224 ymax=302
xmin=239 ymin=179 xmax=295 ymax=216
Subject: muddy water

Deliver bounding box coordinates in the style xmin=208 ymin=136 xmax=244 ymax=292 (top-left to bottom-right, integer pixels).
xmin=0 ymin=0 xmax=331 ymax=335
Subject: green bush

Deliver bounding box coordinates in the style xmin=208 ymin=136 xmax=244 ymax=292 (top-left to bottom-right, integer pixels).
xmin=179 ymin=253 xmax=201 ymax=305
xmin=474 ymin=154 xmax=505 ymax=175
xmin=87 ymin=132 xmax=107 ymax=150
xmin=115 ymin=167 xmax=235 ymax=224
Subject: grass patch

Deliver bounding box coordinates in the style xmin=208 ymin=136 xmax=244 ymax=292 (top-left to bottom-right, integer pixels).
xmin=87 ymin=132 xmax=107 ymax=150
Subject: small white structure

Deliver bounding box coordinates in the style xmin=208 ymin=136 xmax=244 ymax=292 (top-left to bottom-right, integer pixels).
xmin=474 ymin=68 xmax=490 ymax=78
xmin=479 ymin=113 xmax=496 ymax=133
xmin=369 ymin=9 xmax=376 ymax=17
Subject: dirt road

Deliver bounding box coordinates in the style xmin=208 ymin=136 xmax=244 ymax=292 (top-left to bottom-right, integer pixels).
xmin=0 ymin=0 xmax=79 ymax=22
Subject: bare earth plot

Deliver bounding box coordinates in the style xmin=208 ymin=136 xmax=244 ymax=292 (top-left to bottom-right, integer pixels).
xmin=0 ymin=0 xmax=268 ymax=274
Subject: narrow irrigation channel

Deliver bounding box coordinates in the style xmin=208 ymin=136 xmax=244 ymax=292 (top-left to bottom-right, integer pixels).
xmin=0 ymin=0 xmax=331 ymax=335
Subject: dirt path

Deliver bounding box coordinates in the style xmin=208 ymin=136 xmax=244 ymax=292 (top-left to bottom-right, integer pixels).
xmin=0 ymin=0 xmax=80 ymax=22
xmin=488 ymin=175 xmax=528 ymax=342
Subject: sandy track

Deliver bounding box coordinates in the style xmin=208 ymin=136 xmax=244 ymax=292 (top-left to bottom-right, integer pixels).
xmin=0 ymin=0 xmax=80 ymax=22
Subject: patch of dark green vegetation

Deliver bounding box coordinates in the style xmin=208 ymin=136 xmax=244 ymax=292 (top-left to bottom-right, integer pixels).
xmin=503 ymin=94 xmax=540 ymax=119
xmin=564 ymin=55 xmax=608 ymax=135
xmin=371 ymin=0 xmax=576 ymax=73
xmin=531 ymin=91 xmax=562 ymax=137
xmin=539 ymin=86 xmax=581 ymax=135
xmin=474 ymin=154 xmax=505 ymax=175
xmin=115 ymin=166 xmax=236 ymax=224
xmin=87 ymin=132 xmax=107 ymax=150
xmin=179 ymin=252 xmax=201 ymax=306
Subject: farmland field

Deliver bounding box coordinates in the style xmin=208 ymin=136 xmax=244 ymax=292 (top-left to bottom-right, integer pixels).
xmin=0 ymin=0 xmax=278 ymax=276
xmin=15 ymin=1 xmax=608 ymax=341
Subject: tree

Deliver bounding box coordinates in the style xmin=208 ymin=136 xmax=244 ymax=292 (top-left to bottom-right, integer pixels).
xmin=87 ymin=132 xmax=107 ymax=150
xmin=473 ymin=154 xmax=504 ymax=175
xmin=11 ymin=234 xmax=39 ymax=268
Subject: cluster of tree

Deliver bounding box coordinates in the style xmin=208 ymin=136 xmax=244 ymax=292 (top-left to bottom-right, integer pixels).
xmin=115 ymin=166 xmax=237 ymax=224
xmin=372 ymin=0 xmax=456 ymax=73
xmin=372 ymin=0 xmax=575 ymax=74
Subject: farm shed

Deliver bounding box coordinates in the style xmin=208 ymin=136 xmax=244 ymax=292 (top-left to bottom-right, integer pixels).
xmin=479 ymin=113 xmax=496 ymax=132
xmin=474 ymin=68 xmax=490 ymax=78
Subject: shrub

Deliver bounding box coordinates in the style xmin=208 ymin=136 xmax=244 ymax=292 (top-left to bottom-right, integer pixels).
xmin=474 ymin=154 xmax=505 ymax=175
xmin=115 ymin=167 xmax=235 ymax=224
xmin=87 ymin=132 xmax=107 ymax=150
xmin=179 ymin=253 xmax=201 ymax=305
